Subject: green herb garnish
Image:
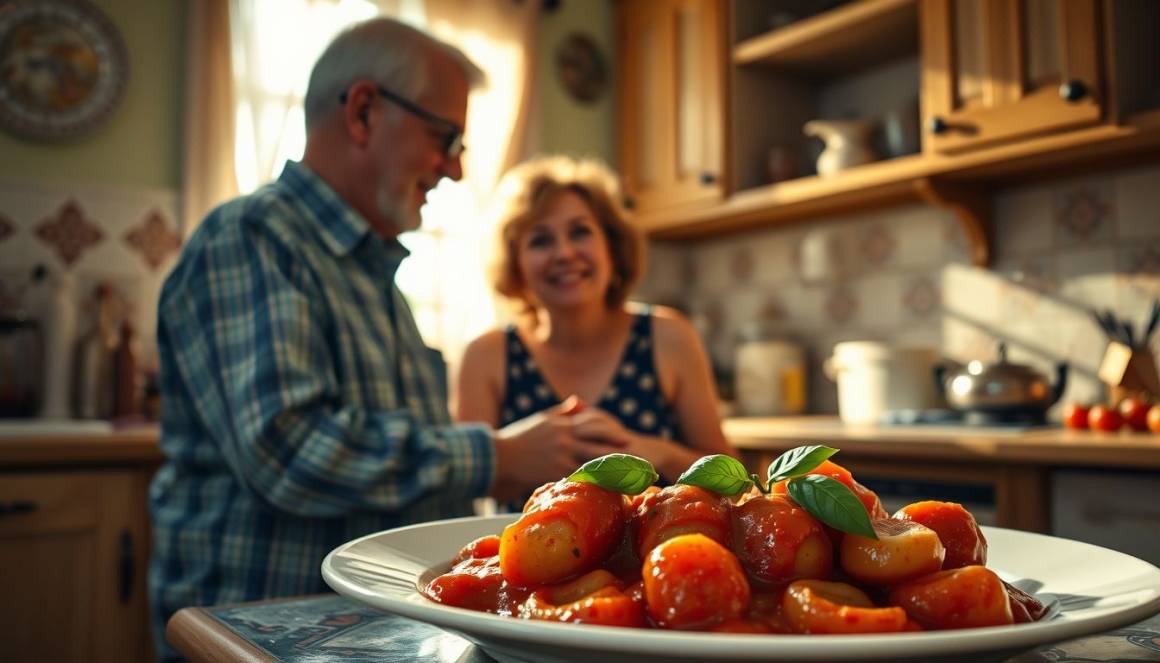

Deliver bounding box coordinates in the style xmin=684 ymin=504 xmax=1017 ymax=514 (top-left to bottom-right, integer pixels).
xmin=568 ymin=453 xmax=659 ymax=495
xmin=786 ymin=474 xmax=877 ymax=539
xmin=676 ymin=445 xmax=877 ymax=539
xmin=766 ymin=444 xmax=838 ymax=483
xmin=675 ymin=454 xmax=754 ymax=497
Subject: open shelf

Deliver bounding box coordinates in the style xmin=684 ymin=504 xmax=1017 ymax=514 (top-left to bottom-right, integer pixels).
xmin=733 ymin=0 xmax=918 ymax=76
xmin=640 ymin=119 xmax=1160 ymax=267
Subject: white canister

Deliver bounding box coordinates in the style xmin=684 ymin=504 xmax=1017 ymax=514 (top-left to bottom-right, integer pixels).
xmin=824 ymin=342 xmax=941 ymax=425
xmin=735 ymin=340 xmax=806 ymax=416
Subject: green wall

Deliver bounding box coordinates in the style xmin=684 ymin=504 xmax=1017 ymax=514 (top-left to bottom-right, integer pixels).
xmin=535 ymin=0 xmax=616 ymax=165
xmin=0 ymin=0 xmax=186 ymax=190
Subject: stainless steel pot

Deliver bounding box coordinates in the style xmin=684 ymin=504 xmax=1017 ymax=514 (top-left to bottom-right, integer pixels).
xmin=0 ymin=315 xmax=44 ymax=417
xmin=934 ymin=344 xmax=1067 ymax=423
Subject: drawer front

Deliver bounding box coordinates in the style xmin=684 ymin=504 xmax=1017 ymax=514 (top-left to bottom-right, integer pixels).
xmin=1052 ymin=470 xmax=1160 ymax=566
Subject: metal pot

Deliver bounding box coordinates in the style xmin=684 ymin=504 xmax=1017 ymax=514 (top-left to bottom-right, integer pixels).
xmin=0 ymin=315 xmax=44 ymax=417
xmin=934 ymin=344 xmax=1067 ymax=424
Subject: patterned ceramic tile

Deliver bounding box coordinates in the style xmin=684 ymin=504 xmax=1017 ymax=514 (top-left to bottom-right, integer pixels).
xmin=1118 ymin=242 xmax=1160 ymax=276
xmin=680 ymin=251 xmax=698 ymax=290
xmin=1114 ymin=165 xmax=1160 ymax=241
xmin=123 ymin=209 xmax=182 ymax=271
xmin=34 ymin=199 xmax=104 ymax=267
xmin=994 ymin=186 xmax=1053 ymax=259
xmin=0 ymin=214 xmax=14 ymax=244
xmin=759 ymin=294 xmax=788 ymax=322
xmin=795 ymin=228 xmax=851 ymax=283
xmin=730 ymin=245 xmax=754 ymax=283
xmin=885 ymin=206 xmax=949 ymax=269
xmin=824 ymin=285 xmax=858 ymax=324
xmin=750 ymin=229 xmax=799 ymax=286
xmin=902 ymin=274 xmax=940 ymax=317
xmin=941 ymin=216 xmax=972 ymax=265
xmin=996 ymin=256 xmax=1059 ymax=323
xmin=858 ymin=221 xmax=896 ymax=268
xmin=1054 ymin=182 xmax=1114 ymax=247
xmin=1057 ymin=247 xmax=1118 ymax=310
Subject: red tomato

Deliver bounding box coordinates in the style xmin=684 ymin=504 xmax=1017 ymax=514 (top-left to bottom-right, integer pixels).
xmin=1061 ymin=403 xmax=1089 ymax=430
xmin=1119 ymin=398 xmax=1151 ymax=432
xmin=1149 ymin=405 xmax=1160 ymax=434
xmin=1088 ymin=405 xmax=1123 ymax=432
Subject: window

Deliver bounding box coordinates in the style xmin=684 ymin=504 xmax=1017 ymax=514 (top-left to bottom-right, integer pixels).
xmin=228 ymin=0 xmax=533 ymax=364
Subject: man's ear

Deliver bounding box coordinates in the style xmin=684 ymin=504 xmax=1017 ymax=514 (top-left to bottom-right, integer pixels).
xmin=341 ymin=81 xmax=377 ymax=148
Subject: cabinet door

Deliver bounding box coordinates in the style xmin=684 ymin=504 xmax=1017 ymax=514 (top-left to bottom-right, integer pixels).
xmin=617 ymin=0 xmax=726 ymax=217
xmin=921 ymin=0 xmax=1103 ymax=154
xmin=0 ymin=471 xmax=151 ymax=663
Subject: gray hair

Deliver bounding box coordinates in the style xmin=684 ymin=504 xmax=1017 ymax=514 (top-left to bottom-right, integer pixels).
xmin=303 ymin=17 xmax=486 ymax=131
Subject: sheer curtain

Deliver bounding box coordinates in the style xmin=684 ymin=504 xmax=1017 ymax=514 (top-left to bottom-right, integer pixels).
xmin=183 ymin=0 xmax=539 ymax=364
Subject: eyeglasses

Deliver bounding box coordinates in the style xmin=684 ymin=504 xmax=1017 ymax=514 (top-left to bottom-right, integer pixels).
xmin=340 ymin=85 xmax=464 ymax=159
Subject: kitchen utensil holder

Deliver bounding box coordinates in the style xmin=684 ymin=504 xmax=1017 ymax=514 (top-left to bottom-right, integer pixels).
xmin=1098 ymin=342 xmax=1160 ymax=404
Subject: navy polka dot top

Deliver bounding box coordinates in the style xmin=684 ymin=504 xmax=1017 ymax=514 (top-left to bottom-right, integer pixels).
xmin=499 ymin=308 xmax=684 ymax=446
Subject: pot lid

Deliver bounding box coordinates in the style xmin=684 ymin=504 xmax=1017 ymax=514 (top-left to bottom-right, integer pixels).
xmin=963 ymin=343 xmax=1047 ymax=380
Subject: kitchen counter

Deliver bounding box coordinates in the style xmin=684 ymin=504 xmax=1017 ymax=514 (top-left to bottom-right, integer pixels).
xmin=0 ymin=423 xmax=161 ymax=468
xmin=724 ymin=416 xmax=1160 ymax=468
xmin=724 ymin=416 xmax=1160 ymax=534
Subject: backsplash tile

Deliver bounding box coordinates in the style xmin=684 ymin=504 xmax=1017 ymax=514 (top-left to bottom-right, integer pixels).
xmin=1053 ymin=180 xmax=1115 ymax=247
xmin=994 ymin=186 xmax=1053 ymax=259
xmin=0 ymin=178 xmax=180 ymax=391
xmin=0 ymin=214 xmax=13 ymax=243
xmin=641 ymin=162 xmax=1160 ymax=418
xmin=34 ymin=200 xmax=105 ymax=266
xmin=124 ymin=209 xmax=182 ymax=272
xmin=1114 ymin=166 xmax=1160 ymax=240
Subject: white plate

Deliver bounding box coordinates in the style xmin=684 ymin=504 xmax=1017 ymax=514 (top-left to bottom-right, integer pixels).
xmin=321 ymin=515 xmax=1160 ymax=663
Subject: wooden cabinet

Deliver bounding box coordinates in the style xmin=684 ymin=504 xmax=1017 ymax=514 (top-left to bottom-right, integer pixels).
xmin=613 ymin=0 xmax=1160 ymax=254
xmin=616 ymin=0 xmax=727 ymax=222
xmin=921 ymin=0 xmax=1104 ymax=154
xmin=0 ymin=469 xmax=153 ymax=663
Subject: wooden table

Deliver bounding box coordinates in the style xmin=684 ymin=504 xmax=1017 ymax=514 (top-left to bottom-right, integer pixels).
xmin=724 ymin=416 xmax=1160 ymax=533
xmin=167 ymin=594 xmax=1160 ymax=662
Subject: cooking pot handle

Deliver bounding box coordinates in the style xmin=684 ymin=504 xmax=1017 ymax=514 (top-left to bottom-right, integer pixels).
xmin=1051 ymin=363 xmax=1069 ymax=406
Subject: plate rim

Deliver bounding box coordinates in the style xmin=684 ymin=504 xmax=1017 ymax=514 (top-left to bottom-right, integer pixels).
xmin=321 ymin=515 xmax=1160 ymax=660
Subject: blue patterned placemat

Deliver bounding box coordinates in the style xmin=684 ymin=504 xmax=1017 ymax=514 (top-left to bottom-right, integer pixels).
xmin=208 ymin=594 xmax=1160 ymax=662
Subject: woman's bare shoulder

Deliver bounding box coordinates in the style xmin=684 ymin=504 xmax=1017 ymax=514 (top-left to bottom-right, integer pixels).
xmin=461 ymin=328 xmax=509 ymax=369
xmin=647 ymin=305 xmax=699 ymax=346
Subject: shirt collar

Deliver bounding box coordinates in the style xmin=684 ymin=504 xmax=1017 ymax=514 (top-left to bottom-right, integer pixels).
xmin=277 ymin=160 xmax=372 ymax=257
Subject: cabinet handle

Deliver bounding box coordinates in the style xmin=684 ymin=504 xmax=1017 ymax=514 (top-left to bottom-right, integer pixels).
xmin=927 ymin=116 xmax=948 ymax=135
xmin=119 ymin=530 xmax=134 ymax=604
xmin=699 ymin=172 xmax=717 ymax=185
xmin=623 ymin=197 xmax=635 ymax=210
xmin=0 ymin=500 xmax=38 ymax=515
xmin=1059 ymin=80 xmax=1088 ymax=102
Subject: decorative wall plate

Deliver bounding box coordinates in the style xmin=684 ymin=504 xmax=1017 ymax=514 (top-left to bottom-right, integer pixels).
xmin=556 ymin=32 xmax=606 ymax=104
xmin=0 ymin=0 xmax=129 ymax=141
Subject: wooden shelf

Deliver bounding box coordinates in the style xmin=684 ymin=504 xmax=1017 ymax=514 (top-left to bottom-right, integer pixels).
xmin=642 ymin=119 xmax=1160 ymax=265
xmin=733 ymin=0 xmax=917 ymax=75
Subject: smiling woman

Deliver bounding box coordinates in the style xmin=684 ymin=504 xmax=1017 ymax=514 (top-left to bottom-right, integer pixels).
xmin=454 ymin=156 xmax=736 ymax=492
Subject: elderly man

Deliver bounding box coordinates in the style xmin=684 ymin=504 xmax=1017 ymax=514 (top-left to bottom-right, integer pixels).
xmin=149 ymin=17 xmax=618 ymax=660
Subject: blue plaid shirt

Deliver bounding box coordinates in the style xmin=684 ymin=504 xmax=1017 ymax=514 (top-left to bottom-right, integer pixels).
xmin=148 ymin=161 xmax=494 ymax=658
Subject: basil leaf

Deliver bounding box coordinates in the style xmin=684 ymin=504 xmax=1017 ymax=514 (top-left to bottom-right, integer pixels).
xmin=568 ymin=454 xmax=658 ymax=495
xmin=766 ymin=445 xmax=839 ymax=483
xmin=786 ymin=474 xmax=877 ymax=539
xmin=675 ymin=454 xmax=754 ymax=496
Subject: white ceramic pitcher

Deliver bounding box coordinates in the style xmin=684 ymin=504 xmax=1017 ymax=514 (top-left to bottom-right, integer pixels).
xmin=803 ymin=119 xmax=876 ymax=176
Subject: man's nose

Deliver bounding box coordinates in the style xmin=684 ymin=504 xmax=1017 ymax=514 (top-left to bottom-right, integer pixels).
xmin=439 ymin=152 xmax=463 ymax=182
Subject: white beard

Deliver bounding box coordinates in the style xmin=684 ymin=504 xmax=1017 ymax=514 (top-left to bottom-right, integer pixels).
xmin=377 ymin=185 xmax=422 ymax=234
